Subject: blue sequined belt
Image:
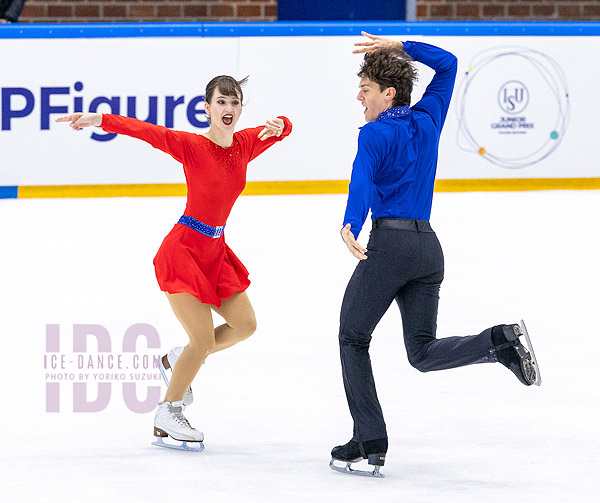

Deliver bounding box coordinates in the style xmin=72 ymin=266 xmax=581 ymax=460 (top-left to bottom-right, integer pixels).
xmin=178 ymin=215 xmax=225 ymax=239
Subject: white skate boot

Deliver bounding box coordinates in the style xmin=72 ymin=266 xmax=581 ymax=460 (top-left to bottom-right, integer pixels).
xmin=159 ymin=346 xmax=194 ymax=406
xmin=152 ymin=400 xmax=204 ymax=452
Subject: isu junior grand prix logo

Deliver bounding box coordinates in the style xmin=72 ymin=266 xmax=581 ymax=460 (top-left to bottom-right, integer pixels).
xmin=456 ymin=46 xmax=570 ymax=169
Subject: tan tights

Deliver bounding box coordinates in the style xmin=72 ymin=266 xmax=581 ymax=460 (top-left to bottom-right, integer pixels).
xmin=163 ymin=291 xmax=257 ymax=403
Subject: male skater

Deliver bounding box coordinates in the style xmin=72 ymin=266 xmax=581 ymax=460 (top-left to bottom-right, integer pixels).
xmin=330 ymin=33 xmax=540 ymax=478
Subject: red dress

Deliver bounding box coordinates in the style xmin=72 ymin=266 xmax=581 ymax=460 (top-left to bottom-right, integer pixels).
xmin=101 ymin=114 xmax=293 ymax=306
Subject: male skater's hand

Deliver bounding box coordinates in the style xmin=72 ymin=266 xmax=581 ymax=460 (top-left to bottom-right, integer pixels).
xmin=341 ymin=224 xmax=368 ymax=260
xmin=353 ymin=31 xmax=404 ymax=54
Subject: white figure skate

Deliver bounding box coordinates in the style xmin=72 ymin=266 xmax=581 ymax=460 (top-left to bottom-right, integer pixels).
xmin=152 ymin=400 xmax=204 ymax=452
xmin=159 ymin=346 xmax=194 ymax=406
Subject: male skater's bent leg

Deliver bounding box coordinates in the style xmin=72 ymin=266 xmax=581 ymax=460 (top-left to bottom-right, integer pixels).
xmin=397 ymin=279 xmax=496 ymax=372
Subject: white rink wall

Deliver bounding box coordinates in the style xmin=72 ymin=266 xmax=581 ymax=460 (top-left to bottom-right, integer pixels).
xmin=1 ymin=23 xmax=599 ymax=188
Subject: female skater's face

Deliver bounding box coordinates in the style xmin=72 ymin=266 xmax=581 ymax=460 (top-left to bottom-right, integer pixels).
xmin=357 ymin=77 xmax=395 ymax=122
xmin=205 ymin=89 xmax=242 ymax=131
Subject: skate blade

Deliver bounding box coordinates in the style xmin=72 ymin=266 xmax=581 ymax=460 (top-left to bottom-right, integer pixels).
xmin=329 ymin=459 xmax=384 ymax=478
xmin=520 ymin=320 xmax=541 ymax=386
xmin=152 ymin=436 xmax=205 ymax=452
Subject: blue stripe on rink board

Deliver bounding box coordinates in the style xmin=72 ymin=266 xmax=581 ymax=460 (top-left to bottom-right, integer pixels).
xmin=0 ymin=186 xmax=18 ymax=199
xmin=1 ymin=21 xmax=600 ymax=39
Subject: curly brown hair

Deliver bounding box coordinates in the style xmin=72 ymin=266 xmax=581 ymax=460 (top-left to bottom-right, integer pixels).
xmin=358 ymin=48 xmax=418 ymax=107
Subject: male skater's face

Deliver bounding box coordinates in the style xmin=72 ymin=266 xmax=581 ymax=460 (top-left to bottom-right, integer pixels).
xmin=357 ymin=77 xmax=394 ymax=122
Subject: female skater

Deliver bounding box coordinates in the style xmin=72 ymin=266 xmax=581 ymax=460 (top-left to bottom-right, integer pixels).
xmin=57 ymin=76 xmax=292 ymax=449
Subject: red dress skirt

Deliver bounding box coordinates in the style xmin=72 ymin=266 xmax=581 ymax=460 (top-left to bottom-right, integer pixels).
xmin=153 ymin=224 xmax=250 ymax=307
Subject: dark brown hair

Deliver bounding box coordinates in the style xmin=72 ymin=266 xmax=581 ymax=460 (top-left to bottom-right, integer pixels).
xmin=358 ymin=48 xmax=418 ymax=107
xmin=205 ymin=75 xmax=249 ymax=104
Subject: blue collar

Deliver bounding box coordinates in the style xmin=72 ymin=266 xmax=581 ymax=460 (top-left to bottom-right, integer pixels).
xmin=376 ymin=106 xmax=411 ymax=121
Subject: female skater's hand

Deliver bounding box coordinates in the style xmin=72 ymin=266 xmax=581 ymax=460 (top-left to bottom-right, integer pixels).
xmin=353 ymin=31 xmax=404 ymax=54
xmin=341 ymin=223 xmax=368 ymax=260
xmin=258 ymin=118 xmax=285 ymax=141
xmin=55 ymin=112 xmax=102 ymax=130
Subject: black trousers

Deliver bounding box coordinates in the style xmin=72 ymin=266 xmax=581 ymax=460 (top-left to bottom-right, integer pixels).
xmin=339 ymin=218 xmax=497 ymax=442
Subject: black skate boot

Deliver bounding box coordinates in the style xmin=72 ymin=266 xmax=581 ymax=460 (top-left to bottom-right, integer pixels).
xmin=329 ymin=438 xmax=388 ymax=478
xmin=492 ymin=321 xmax=541 ymax=386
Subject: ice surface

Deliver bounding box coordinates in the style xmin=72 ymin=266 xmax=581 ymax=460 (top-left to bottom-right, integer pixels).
xmin=1 ymin=191 xmax=598 ymax=502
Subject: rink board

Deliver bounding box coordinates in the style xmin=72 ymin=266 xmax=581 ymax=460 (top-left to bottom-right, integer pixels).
xmin=1 ymin=22 xmax=599 ymax=196
xmin=2 ymin=177 xmax=600 ymax=200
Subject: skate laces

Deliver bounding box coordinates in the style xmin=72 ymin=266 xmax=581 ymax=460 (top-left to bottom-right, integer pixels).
xmin=167 ymin=403 xmax=194 ymax=430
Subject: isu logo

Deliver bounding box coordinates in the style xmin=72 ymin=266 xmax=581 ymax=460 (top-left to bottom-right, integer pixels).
xmin=456 ymin=46 xmax=570 ymax=169
xmin=498 ymin=80 xmax=529 ymax=115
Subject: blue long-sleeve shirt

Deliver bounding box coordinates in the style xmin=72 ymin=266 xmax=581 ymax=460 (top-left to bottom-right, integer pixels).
xmin=343 ymin=41 xmax=458 ymax=239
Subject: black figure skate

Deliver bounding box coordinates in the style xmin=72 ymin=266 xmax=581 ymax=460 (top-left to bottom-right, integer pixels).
xmin=493 ymin=320 xmax=541 ymax=386
xmin=329 ymin=438 xmax=387 ymax=478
